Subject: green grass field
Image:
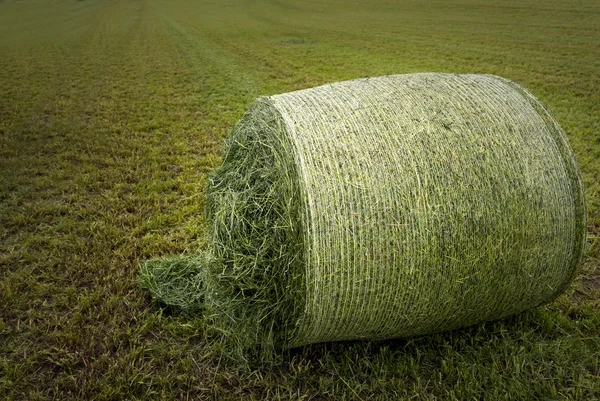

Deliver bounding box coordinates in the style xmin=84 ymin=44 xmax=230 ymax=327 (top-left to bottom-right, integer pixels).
xmin=1 ymin=0 xmax=599 ymax=399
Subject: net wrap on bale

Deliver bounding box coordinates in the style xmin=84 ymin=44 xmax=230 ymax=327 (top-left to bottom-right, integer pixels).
xmin=145 ymin=73 xmax=586 ymax=354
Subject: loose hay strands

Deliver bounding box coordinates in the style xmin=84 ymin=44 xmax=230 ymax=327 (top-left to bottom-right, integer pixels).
xmin=203 ymin=100 xmax=305 ymax=360
xmin=139 ymin=254 xmax=206 ymax=314
xmin=139 ymin=73 xmax=586 ymax=358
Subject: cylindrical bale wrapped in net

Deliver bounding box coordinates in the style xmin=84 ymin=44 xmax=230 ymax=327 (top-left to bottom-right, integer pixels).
xmin=204 ymin=73 xmax=585 ymax=352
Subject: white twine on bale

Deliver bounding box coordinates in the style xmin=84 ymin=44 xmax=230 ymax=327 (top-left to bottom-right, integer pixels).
xmin=258 ymin=74 xmax=585 ymax=347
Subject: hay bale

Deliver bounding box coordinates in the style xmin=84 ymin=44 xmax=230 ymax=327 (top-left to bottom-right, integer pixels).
xmin=145 ymin=73 xmax=586 ymax=355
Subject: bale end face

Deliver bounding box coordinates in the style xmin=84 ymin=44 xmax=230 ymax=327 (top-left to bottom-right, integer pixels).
xmin=204 ymin=99 xmax=306 ymax=357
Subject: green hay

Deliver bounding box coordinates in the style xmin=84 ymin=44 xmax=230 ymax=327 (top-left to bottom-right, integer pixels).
xmin=139 ymin=254 xmax=206 ymax=314
xmin=202 ymin=100 xmax=305 ymax=360
xmin=139 ymin=73 xmax=586 ymax=357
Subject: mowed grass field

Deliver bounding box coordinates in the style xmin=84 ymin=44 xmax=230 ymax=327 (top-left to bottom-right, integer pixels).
xmin=1 ymin=0 xmax=599 ymax=399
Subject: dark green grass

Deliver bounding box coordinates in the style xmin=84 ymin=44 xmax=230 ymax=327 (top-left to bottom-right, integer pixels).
xmin=0 ymin=0 xmax=598 ymax=399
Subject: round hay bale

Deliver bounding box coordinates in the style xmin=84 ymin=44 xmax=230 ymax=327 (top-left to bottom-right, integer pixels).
xmin=194 ymin=73 xmax=586 ymax=353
